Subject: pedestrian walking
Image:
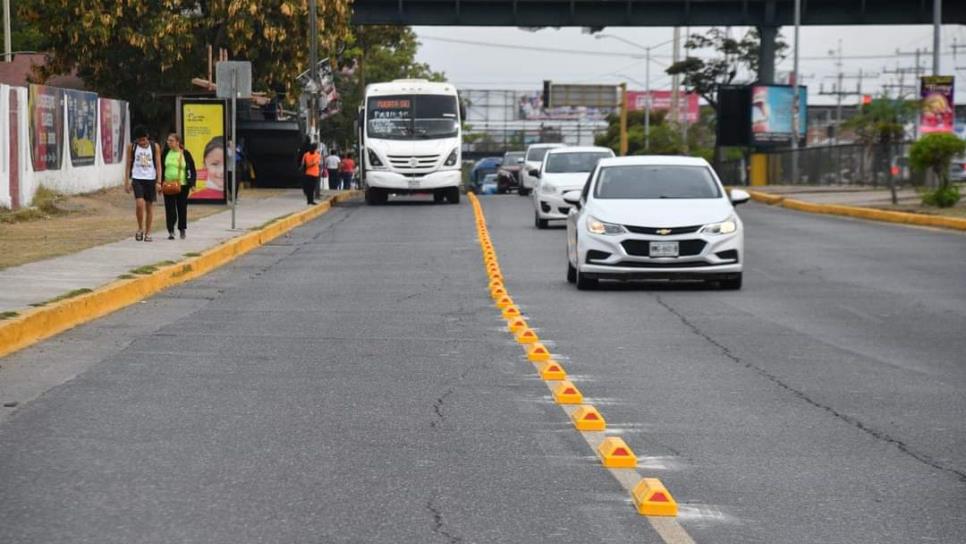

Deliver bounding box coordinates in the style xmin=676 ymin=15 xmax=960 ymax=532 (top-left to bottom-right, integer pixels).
xmin=161 ymin=133 xmax=197 ymax=240
xmin=300 ymin=143 xmax=322 ymax=205
xmin=340 ymin=152 xmax=356 ymax=190
xmin=125 ymin=126 xmax=162 ymax=242
xmin=325 ymin=149 xmax=341 ymax=190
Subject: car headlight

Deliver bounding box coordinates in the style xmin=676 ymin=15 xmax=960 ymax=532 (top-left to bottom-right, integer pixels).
xmin=540 ymin=183 xmax=557 ymax=195
xmin=443 ymin=149 xmax=458 ymax=167
xmin=366 ymin=148 xmax=384 ymax=168
xmin=700 ymin=216 xmax=738 ymax=235
xmin=586 ymin=216 xmax=624 ymax=235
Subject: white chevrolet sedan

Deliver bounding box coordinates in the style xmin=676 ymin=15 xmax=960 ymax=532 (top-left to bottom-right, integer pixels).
xmin=531 ymin=146 xmax=615 ymax=229
xmin=564 ymin=156 xmax=750 ymax=290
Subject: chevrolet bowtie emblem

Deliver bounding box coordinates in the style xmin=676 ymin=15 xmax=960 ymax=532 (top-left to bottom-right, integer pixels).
xmin=656 ymin=228 xmax=672 ymax=235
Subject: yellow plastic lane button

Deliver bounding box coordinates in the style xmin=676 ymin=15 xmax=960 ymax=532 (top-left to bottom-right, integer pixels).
xmin=571 ymin=405 xmax=606 ymax=431
xmin=526 ymin=342 xmax=550 ymax=361
xmin=552 ymin=380 xmax=583 ymax=404
xmin=631 ymin=478 xmax=678 ymax=517
xmin=501 ymin=305 xmax=521 ymax=319
xmin=537 ymin=359 xmax=566 ymax=381
xmin=506 ymin=317 xmax=528 ymax=333
xmin=515 ymin=328 xmax=539 ymax=344
xmin=597 ymin=437 xmax=637 ymax=468
xmin=495 ymin=295 xmax=514 ymax=309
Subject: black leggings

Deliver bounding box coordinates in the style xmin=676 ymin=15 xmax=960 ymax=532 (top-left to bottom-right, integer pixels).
xmin=302 ymin=175 xmax=317 ymax=203
xmin=163 ymin=189 xmax=189 ymax=233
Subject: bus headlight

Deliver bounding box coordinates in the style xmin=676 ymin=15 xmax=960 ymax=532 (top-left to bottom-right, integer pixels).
xmin=444 ymin=149 xmax=459 ymax=167
xmin=367 ymin=148 xmax=384 ymax=168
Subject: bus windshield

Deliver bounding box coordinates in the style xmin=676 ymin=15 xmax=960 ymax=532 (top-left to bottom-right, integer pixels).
xmin=366 ymin=95 xmax=459 ymax=140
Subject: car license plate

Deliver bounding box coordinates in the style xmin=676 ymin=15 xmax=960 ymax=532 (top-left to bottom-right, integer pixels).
xmin=650 ymin=241 xmax=679 ymax=257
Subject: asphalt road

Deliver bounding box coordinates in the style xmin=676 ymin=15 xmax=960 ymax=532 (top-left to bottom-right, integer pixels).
xmin=1 ymin=194 xmax=964 ymax=543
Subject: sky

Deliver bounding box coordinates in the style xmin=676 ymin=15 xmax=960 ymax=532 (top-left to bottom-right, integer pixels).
xmin=413 ymin=25 xmax=966 ymax=106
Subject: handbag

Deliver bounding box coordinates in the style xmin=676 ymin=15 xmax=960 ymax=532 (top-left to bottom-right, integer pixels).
xmin=162 ymin=151 xmax=184 ymax=195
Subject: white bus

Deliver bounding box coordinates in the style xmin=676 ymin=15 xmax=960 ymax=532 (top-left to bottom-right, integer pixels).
xmin=358 ymin=79 xmax=464 ymax=205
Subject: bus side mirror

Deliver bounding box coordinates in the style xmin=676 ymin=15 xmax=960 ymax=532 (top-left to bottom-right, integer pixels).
xmin=459 ymin=101 xmax=467 ymax=122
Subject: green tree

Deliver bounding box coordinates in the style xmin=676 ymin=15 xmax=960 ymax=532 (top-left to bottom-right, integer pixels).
xmin=594 ymin=109 xmax=714 ymax=159
xmin=21 ymin=0 xmax=352 ymax=131
xmin=843 ymin=97 xmax=916 ymax=203
xmin=2 ymin=0 xmax=49 ymax=52
xmin=321 ymin=26 xmax=445 ymax=151
xmin=909 ymin=132 xmax=965 ymax=207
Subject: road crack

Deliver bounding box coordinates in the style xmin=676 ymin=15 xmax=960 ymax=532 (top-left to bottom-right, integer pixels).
xmin=653 ymin=295 xmax=966 ymax=483
xmin=426 ymin=495 xmax=463 ymax=543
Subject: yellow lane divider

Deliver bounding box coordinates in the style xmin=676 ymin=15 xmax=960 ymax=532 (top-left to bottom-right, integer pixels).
xmin=466 ymin=193 xmax=687 ymax=530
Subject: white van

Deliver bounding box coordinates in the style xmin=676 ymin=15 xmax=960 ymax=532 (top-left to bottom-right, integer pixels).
xmin=518 ymin=143 xmax=565 ymax=196
xmin=359 ymin=80 xmax=463 ymax=205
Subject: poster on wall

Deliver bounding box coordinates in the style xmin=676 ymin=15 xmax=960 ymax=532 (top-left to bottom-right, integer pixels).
xmin=920 ymin=76 xmax=954 ymax=134
xmin=28 ymin=84 xmax=64 ymax=171
xmin=99 ymin=98 xmax=129 ymax=164
xmin=750 ymin=85 xmax=808 ymax=145
xmin=181 ymin=100 xmax=227 ymax=203
xmin=66 ymin=90 xmax=98 ymax=167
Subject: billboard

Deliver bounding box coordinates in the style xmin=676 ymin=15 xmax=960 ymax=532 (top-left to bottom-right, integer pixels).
xmin=65 ymin=90 xmax=98 ymax=167
xmin=751 ymin=85 xmax=807 ymax=145
xmin=626 ymin=91 xmax=700 ymax=123
xmin=181 ymin=100 xmax=227 ymax=203
xmin=548 ymin=83 xmax=619 ymax=108
xmin=920 ymin=76 xmax=954 ymax=134
xmin=99 ymin=98 xmax=129 ymax=164
xmin=28 ymin=84 xmax=64 ymax=171
xmin=518 ymin=92 xmax=611 ymax=121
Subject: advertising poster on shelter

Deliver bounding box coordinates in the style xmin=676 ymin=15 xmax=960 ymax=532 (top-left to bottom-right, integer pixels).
xmin=920 ymin=76 xmax=954 ymax=134
xmin=98 ymin=98 xmax=129 ymax=164
xmin=750 ymin=85 xmax=808 ymax=145
xmin=28 ymin=84 xmax=64 ymax=171
xmin=66 ymin=90 xmax=98 ymax=167
xmin=181 ymin=101 xmax=226 ymax=203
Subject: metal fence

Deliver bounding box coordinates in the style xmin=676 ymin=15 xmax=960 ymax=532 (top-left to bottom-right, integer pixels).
xmin=718 ymin=143 xmax=927 ymax=187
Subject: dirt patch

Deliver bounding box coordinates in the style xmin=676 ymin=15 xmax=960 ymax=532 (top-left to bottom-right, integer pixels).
xmin=0 ymin=186 xmax=287 ymax=270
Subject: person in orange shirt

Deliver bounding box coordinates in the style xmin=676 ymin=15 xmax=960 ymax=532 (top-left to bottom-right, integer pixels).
xmin=300 ymin=143 xmax=322 ymax=205
xmin=340 ymin=152 xmax=356 ymax=190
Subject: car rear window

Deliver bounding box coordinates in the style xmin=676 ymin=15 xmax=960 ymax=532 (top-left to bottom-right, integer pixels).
xmin=594 ymin=165 xmax=721 ymax=199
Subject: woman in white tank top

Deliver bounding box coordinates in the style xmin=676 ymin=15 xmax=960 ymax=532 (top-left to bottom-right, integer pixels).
xmin=125 ymin=126 xmax=162 ymax=241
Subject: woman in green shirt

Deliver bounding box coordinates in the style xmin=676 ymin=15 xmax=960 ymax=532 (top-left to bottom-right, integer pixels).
xmin=161 ymin=133 xmax=197 ymax=240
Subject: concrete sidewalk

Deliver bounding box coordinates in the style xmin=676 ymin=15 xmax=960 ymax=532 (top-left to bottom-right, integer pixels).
xmin=0 ymin=190 xmax=336 ymax=314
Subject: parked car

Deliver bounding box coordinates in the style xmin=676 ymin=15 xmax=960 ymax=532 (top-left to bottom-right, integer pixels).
xmin=531 ymin=146 xmax=615 ymax=229
xmin=496 ymin=151 xmax=526 ymax=193
xmin=480 ymin=173 xmax=499 ymax=194
xmin=950 ymin=155 xmax=966 ymax=182
xmin=564 ymin=156 xmax=749 ymax=290
xmin=519 ymin=143 xmax=565 ymax=196
xmin=467 ymin=157 xmax=503 ymax=193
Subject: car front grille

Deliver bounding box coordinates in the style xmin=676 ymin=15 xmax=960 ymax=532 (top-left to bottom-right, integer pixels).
xmin=557 ymin=207 xmax=570 ymax=214
xmin=623 ymin=224 xmax=702 ymax=235
xmin=387 ymin=154 xmax=439 ymax=173
xmin=621 ymin=239 xmax=706 ymax=257
xmin=612 ymin=260 xmax=716 ymax=268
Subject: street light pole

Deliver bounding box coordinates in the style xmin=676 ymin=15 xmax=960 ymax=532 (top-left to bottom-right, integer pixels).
xmin=933 ymin=0 xmax=941 ymax=75
xmin=644 ymin=46 xmax=650 ymax=151
xmin=791 ymin=0 xmax=801 ymax=184
xmin=3 ymin=0 xmax=11 ymax=63
xmin=308 ymin=0 xmax=319 ymax=143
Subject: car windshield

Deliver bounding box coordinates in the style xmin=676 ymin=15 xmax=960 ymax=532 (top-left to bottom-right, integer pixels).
xmin=545 ymin=152 xmax=612 ymax=173
xmin=526 ymin=146 xmax=557 ymax=162
xmin=366 ymin=94 xmax=459 ymax=140
xmin=594 ymin=165 xmax=722 ymax=199
xmin=504 ymin=152 xmax=525 ymax=164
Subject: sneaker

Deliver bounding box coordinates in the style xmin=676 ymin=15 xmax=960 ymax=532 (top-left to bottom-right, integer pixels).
xmin=180 ymin=230 xmax=186 ymax=240
xmin=168 ymin=232 xmax=175 ymax=240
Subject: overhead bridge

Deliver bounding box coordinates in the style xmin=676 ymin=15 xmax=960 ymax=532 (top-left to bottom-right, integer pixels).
xmin=351 ymin=0 xmax=963 ymax=27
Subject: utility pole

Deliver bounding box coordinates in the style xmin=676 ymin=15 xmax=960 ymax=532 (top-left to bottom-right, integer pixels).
xmin=645 ymin=46 xmax=651 ymax=151
xmin=671 ymin=27 xmax=680 ymax=131
xmin=933 ymin=0 xmax=941 ymax=75
xmin=619 ymin=83 xmax=628 ymax=156
xmin=3 ymin=0 xmax=11 ymax=62
xmin=791 ymin=0 xmax=801 ymax=183
xmin=308 ymin=0 xmax=319 ymax=144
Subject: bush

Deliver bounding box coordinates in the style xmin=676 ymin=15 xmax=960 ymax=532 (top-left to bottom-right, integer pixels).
xmin=909 ymin=133 xmax=966 ymax=192
xmin=922 ymin=185 xmax=961 ymax=208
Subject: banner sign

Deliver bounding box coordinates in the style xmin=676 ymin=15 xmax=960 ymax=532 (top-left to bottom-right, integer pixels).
xmin=626 ymin=91 xmax=700 ymax=123
xmin=920 ymin=76 xmax=954 ymax=134
xmin=750 ymin=85 xmax=808 ymax=145
xmin=181 ymin=100 xmax=227 ymax=203
xmin=66 ymin=90 xmax=98 ymax=167
xmin=517 ymin=92 xmax=611 ymax=121
xmin=98 ymin=98 xmax=129 ymax=164
xmin=28 ymin=84 xmax=64 ymax=171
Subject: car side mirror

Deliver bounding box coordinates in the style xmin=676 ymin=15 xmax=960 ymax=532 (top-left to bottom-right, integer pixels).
xmin=529 ymin=169 xmax=540 ymax=178
xmin=516 ymin=157 xmax=525 ymax=164
xmin=562 ymin=190 xmax=581 ymax=208
xmin=729 ymin=188 xmax=750 ymax=205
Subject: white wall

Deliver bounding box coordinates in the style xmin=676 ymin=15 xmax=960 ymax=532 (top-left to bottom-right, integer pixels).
xmin=0 ymin=85 xmax=128 ymax=209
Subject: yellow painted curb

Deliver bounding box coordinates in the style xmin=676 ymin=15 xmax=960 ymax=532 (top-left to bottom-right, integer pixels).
xmin=748 ymin=190 xmax=966 ymax=231
xmin=0 ymin=191 xmax=361 ymax=359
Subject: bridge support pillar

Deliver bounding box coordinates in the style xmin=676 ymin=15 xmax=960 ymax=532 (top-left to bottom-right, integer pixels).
xmin=757 ymin=25 xmax=778 ymax=84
